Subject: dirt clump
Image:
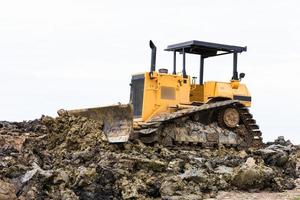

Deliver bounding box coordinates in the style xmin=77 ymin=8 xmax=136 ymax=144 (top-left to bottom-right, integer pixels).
xmin=0 ymin=114 xmax=298 ymax=200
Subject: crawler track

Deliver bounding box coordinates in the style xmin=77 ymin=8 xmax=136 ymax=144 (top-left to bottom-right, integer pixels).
xmin=134 ymin=100 xmax=263 ymax=149
xmin=236 ymin=104 xmax=263 ymax=147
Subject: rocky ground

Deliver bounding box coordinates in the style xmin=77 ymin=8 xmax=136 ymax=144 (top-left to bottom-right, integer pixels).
xmin=0 ymin=114 xmax=299 ymax=200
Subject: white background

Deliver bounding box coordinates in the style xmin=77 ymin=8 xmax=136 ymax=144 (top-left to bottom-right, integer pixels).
xmin=0 ymin=0 xmax=299 ymax=143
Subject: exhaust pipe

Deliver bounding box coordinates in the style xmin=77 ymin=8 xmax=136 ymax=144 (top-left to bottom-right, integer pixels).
xmin=149 ymin=40 xmax=156 ymax=73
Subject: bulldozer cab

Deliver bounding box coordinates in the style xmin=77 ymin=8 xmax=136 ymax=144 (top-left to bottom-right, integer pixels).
xmin=130 ymin=40 xmax=251 ymax=122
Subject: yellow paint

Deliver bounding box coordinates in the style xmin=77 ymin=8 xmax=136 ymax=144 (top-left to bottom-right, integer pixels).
xmin=141 ymin=71 xmax=190 ymax=121
xmin=190 ymin=84 xmax=204 ymax=102
xmin=230 ymin=80 xmax=240 ymax=89
xmin=192 ymin=81 xmax=251 ymax=107
xmin=140 ymin=72 xmax=251 ymax=121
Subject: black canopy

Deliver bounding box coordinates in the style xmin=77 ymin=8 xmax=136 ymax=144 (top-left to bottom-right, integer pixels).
xmin=165 ymin=40 xmax=247 ymax=58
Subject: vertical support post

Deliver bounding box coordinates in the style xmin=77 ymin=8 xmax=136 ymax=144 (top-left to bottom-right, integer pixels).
xmin=233 ymin=52 xmax=238 ymax=80
xmin=173 ymin=51 xmax=176 ymax=75
xmin=200 ymin=56 xmax=204 ymax=85
xmin=182 ymin=48 xmax=187 ymax=78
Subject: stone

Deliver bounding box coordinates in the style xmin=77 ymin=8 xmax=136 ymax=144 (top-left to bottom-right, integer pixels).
xmin=0 ymin=180 xmax=17 ymax=200
xmin=255 ymin=144 xmax=294 ymax=167
xmin=180 ymin=169 xmax=208 ymax=184
xmin=134 ymin=157 xmax=167 ymax=172
xmin=160 ymin=176 xmax=186 ymax=196
xmin=21 ymin=162 xmax=53 ymax=184
xmin=215 ymin=165 xmax=234 ymax=175
xmin=232 ymin=157 xmax=275 ymax=190
xmin=167 ymin=159 xmax=184 ymax=173
xmin=274 ymin=136 xmax=293 ymax=146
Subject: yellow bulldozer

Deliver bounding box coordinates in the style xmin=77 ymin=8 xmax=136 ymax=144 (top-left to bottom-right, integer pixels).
xmin=67 ymin=40 xmax=262 ymax=148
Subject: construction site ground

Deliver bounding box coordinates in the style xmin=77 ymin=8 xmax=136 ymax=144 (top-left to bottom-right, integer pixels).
xmin=0 ymin=113 xmax=299 ymax=200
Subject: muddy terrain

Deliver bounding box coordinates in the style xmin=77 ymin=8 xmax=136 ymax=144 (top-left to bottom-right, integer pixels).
xmin=0 ymin=114 xmax=299 ymax=200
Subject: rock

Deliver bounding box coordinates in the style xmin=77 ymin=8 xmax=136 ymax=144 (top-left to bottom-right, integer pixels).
xmin=21 ymin=162 xmax=52 ymax=184
xmin=232 ymin=157 xmax=274 ymax=190
xmin=192 ymin=157 xmax=206 ymax=166
xmin=256 ymin=147 xmax=288 ymax=166
xmin=0 ymin=180 xmax=17 ymax=200
xmin=160 ymin=177 xmax=180 ymax=196
xmin=60 ymin=189 xmax=79 ymax=200
xmin=146 ymin=179 xmax=161 ymax=198
xmin=73 ymin=165 xmax=122 ymax=199
xmin=215 ymin=165 xmax=234 ymax=175
xmin=180 ymin=169 xmax=208 ymax=184
xmin=160 ymin=175 xmax=206 ymax=199
xmin=255 ymin=144 xmax=297 ymax=176
xmin=0 ymin=135 xmax=26 ymax=152
xmin=134 ymin=157 xmax=167 ymax=172
xmin=167 ymin=159 xmax=184 ymax=173
xmin=274 ymin=136 xmax=293 ymax=146
xmin=272 ymin=177 xmax=296 ymax=191
xmin=57 ymin=109 xmax=68 ymax=117
xmin=53 ymin=169 xmax=70 ymax=184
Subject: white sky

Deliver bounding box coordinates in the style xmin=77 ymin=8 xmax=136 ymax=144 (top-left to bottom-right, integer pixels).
xmin=0 ymin=0 xmax=299 ymax=143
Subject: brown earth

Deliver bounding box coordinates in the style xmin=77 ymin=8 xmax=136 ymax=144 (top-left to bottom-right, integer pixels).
xmin=0 ymin=114 xmax=299 ymax=200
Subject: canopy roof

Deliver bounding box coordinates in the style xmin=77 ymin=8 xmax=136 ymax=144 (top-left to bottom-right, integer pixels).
xmin=165 ymin=40 xmax=247 ymax=58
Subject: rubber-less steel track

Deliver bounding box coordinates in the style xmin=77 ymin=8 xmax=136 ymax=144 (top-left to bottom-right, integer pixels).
xmin=236 ymin=104 xmax=263 ymax=147
xmin=134 ymin=100 xmax=263 ymax=148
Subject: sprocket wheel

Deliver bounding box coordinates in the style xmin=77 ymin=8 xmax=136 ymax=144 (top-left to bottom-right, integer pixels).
xmin=218 ymin=107 xmax=240 ymax=128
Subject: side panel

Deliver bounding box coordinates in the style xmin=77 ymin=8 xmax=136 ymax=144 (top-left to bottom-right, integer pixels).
xmin=141 ymin=72 xmax=190 ymax=121
xmin=214 ymin=82 xmax=234 ymax=99
xmin=203 ymin=81 xmax=252 ymax=107
xmin=231 ymin=83 xmax=251 ymax=107
xmin=204 ymin=82 xmax=217 ymax=101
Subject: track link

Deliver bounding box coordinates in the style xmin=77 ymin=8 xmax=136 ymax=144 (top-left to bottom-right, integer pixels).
xmin=236 ymin=104 xmax=263 ymax=147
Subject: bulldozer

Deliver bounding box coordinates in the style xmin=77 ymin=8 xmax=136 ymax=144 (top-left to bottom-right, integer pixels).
xmin=66 ymin=40 xmax=262 ymax=148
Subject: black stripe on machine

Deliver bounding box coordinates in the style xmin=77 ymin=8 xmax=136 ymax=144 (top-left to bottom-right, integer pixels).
xmin=233 ymin=95 xmax=252 ymax=102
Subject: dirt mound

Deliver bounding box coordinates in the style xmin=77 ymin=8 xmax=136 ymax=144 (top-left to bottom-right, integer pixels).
xmin=0 ymin=115 xmax=298 ymax=200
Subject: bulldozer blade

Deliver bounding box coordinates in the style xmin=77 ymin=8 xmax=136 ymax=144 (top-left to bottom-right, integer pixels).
xmin=66 ymin=104 xmax=133 ymax=143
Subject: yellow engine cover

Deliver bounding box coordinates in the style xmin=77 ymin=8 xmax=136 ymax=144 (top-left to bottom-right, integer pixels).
xmin=136 ymin=71 xmax=190 ymax=121
xmin=191 ymin=80 xmax=251 ymax=107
